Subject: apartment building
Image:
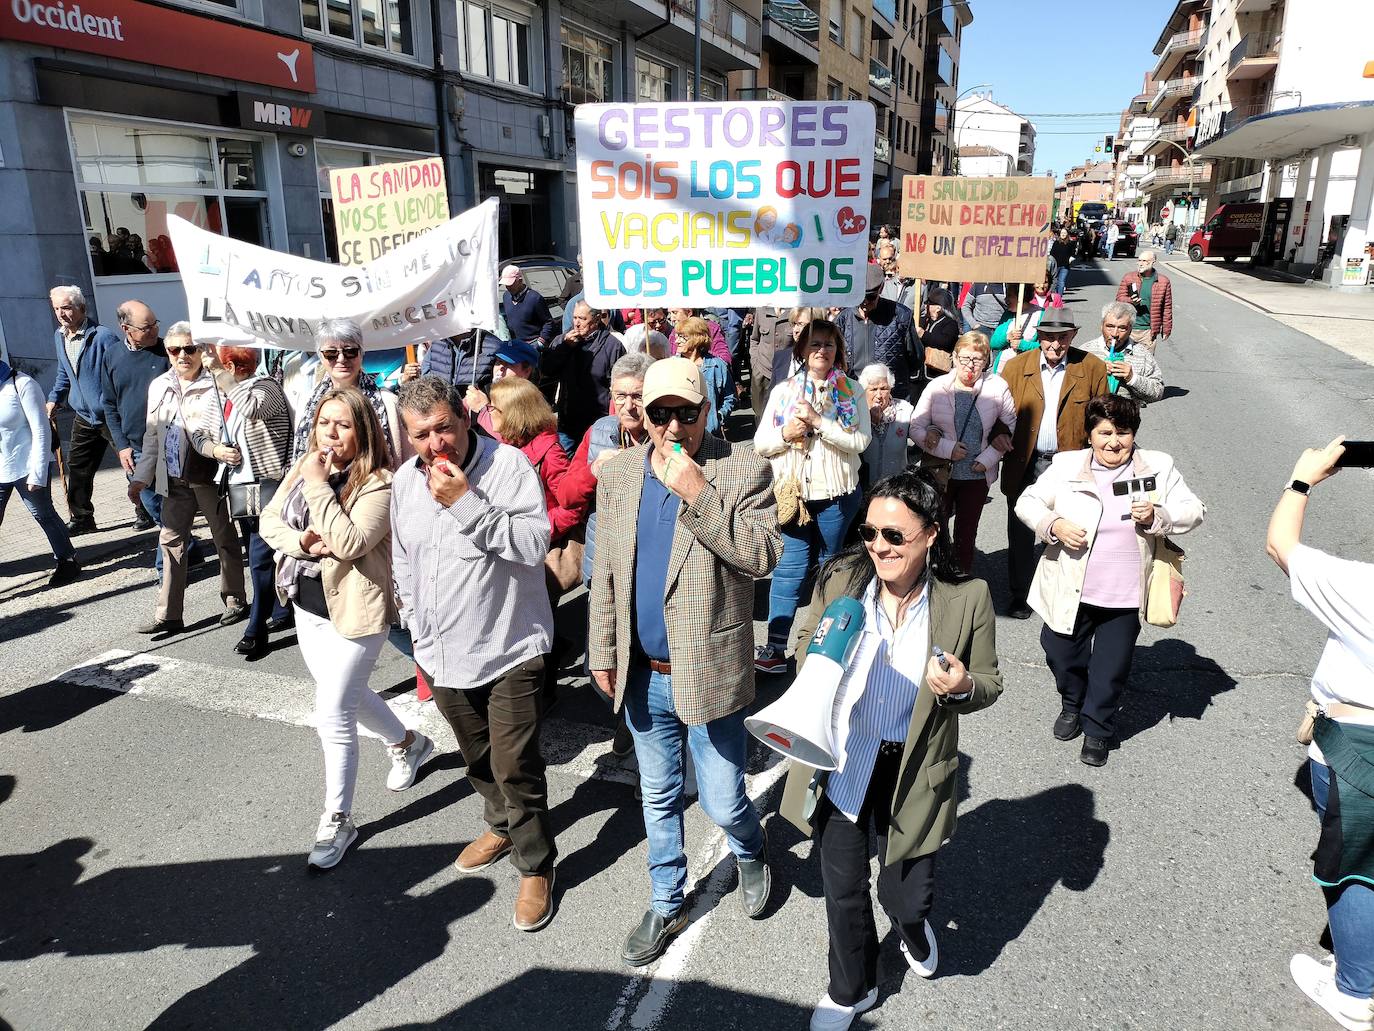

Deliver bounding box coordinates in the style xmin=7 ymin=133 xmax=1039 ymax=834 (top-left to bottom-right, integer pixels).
xmin=1055 ymin=161 xmax=1115 ymax=212
xmin=916 ymin=0 xmax=970 ymax=175
xmin=0 ymin=0 xmax=760 ymax=378
xmin=1135 ymin=0 xmax=1211 ymax=225
xmin=953 ymin=90 xmax=1034 ymax=174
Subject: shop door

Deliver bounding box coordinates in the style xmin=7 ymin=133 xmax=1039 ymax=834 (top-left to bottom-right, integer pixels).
xmin=481 ymin=166 xmax=552 ymax=256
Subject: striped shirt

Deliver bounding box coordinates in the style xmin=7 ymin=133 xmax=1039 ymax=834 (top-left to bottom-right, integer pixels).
xmin=390 ymin=430 xmax=553 ymax=690
xmin=827 ymin=580 xmax=930 ymax=822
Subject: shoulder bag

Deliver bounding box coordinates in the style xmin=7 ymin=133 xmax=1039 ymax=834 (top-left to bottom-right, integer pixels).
xmin=1144 ymin=535 xmax=1186 ymax=628
xmin=211 ymin=377 xmax=281 ymax=520
xmin=919 ymin=381 xmax=982 ymax=492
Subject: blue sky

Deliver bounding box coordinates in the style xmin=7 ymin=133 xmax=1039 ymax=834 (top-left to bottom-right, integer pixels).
xmin=957 ymin=0 xmax=1180 ymax=179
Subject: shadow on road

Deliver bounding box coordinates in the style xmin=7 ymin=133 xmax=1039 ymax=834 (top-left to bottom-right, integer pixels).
xmin=0 ymin=837 xmax=498 ymax=1030
xmin=1118 ymin=638 xmax=1238 ymax=743
xmin=0 ymin=679 xmax=125 ymax=734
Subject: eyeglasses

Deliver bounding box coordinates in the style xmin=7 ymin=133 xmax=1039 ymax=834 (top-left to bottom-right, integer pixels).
xmin=165 ymin=344 xmax=199 ymax=357
xmin=320 ymin=347 xmax=361 ymax=362
xmin=122 ymin=322 xmax=158 ymax=333
xmin=646 ymin=403 xmax=703 ymax=427
xmin=805 ymin=340 xmax=838 ymax=351
xmin=857 ymin=523 xmax=922 ymax=547
xmin=612 ymin=391 xmax=644 ymax=406
xmin=955 ymin=356 xmax=986 ymax=368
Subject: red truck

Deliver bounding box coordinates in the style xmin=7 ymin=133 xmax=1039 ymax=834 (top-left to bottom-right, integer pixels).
xmin=1187 ymin=203 xmax=1264 ymax=263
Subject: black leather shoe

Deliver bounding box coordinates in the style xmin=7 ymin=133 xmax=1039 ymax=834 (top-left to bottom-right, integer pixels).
xmin=136 ymin=618 xmax=184 ymax=635
xmin=220 ymin=605 xmax=249 ymax=627
xmin=235 ymin=636 xmax=266 ymax=659
xmin=1081 ymin=736 xmax=1110 ymax=767
xmin=265 ymin=614 xmax=295 ymax=634
xmin=65 ymin=518 xmax=98 ymax=536
xmin=1053 ymin=710 xmax=1082 ymax=741
xmin=737 ymin=830 xmax=771 ymax=919
xmin=622 ymin=908 xmax=689 ymax=967
xmin=132 ymin=511 xmax=156 ymax=532
xmin=1009 ymin=603 xmax=1033 ymax=620
xmin=47 ymin=559 xmax=82 ymax=589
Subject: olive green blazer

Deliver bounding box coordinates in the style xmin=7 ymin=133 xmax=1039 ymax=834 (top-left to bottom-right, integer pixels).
xmin=779 ymin=572 xmax=1004 ymax=865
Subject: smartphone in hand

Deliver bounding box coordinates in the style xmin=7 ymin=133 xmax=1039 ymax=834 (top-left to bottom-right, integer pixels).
xmin=1335 ymin=440 xmax=1374 ymax=468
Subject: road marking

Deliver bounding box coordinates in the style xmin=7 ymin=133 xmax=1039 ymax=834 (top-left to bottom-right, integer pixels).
xmin=604 ymin=753 xmax=792 ymax=1031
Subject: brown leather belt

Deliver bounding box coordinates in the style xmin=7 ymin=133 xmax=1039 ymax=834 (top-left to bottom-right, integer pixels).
xmin=647 ymin=659 xmax=671 ymax=675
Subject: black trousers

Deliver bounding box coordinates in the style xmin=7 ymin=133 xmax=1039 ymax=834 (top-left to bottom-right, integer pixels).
xmin=815 ymin=747 xmax=938 ymax=1006
xmin=64 ymin=415 xmax=112 ymax=523
xmin=430 ymin=655 xmax=556 ymax=875
xmin=1006 ymin=452 xmax=1054 ymax=606
xmin=1040 ymin=603 xmax=1141 ymax=740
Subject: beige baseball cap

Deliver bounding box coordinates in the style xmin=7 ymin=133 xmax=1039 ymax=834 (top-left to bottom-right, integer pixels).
xmin=643 ymin=356 xmax=705 ymax=407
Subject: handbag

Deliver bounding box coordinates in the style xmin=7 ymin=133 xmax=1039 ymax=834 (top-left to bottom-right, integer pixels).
xmin=209 ymin=375 xmax=278 ymax=520
xmin=545 ymin=525 xmax=586 ymax=597
xmin=924 ymin=347 xmax=953 ymax=373
xmin=1144 ymin=535 xmax=1186 ymax=628
xmin=773 ymin=447 xmax=813 ymax=527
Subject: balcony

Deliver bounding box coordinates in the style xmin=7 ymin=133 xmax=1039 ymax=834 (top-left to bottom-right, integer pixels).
xmin=670 ymin=0 xmax=762 ymax=49
xmin=875 ymin=132 xmax=892 ymax=165
xmin=1142 ymin=163 xmax=1213 ymax=190
xmin=1235 ymin=0 xmax=1276 ymax=11
xmin=736 ymin=86 xmax=794 ymax=101
xmin=869 ymin=56 xmax=893 ymax=99
xmin=1227 ymin=32 xmax=1279 ymax=81
xmin=762 ymin=0 xmax=820 ymax=63
xmin=1153 ymin=27 xmax=1205 ymax=80
xmin=1143 ymin=121 xmax=1192 ymax=156
xmin=1147 ymin=76 xmax=1196 ymax=112
xmin=871 ymin=0 xmax=895 ymax=36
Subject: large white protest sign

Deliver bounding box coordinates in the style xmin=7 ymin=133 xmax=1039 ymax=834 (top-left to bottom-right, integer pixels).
xmin=168 ymin=198 xmax=499 ymax=352
xmin=574 ymin=101 xmax=874 ymax=309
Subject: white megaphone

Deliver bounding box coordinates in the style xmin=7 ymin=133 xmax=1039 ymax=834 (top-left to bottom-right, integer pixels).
xmin=746 ymin=596 xmax=866 ymax=770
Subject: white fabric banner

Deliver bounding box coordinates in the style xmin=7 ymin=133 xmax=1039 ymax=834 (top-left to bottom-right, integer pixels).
xmin=167 ymin=198 xmax=500 ymax=352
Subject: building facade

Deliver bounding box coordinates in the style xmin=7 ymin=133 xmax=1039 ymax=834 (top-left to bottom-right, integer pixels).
xmin=0 ymin=0 xmax=762 ymax=380
xmin=916 ymin=0 xmax=969 ymax=175
xmin=953 ymin=91 xmax=1033 ymax=174
xmin=957 ymin=144 xmax=1012 ymax=177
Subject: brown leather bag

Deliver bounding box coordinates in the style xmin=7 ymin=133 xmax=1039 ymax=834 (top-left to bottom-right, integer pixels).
xmin=545 ymin=525 xmax=586 ymax=596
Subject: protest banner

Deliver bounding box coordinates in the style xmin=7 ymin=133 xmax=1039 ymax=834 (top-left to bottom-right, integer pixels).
xmin=897 ymin=175 xmax=1054 ymax=283
xmin=167 ymin=198 xmax=499 ymax=352
xmin=574 ymin=101 xmax=875 ymax=308
xmin=329 ymin=156 xmax=450 ymax=267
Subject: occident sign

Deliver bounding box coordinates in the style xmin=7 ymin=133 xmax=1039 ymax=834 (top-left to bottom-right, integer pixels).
xmin=2 ymin=0 xmax=316 ymax=92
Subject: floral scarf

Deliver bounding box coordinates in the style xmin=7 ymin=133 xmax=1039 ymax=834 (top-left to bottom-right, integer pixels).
xmin=771 ymin=368 xmax=858 ymax=432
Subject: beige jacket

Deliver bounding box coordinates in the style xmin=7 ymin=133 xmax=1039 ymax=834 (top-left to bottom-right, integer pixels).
xmin=259 ymin=457 xmax=396 ymax=638
xmin=132 ymin=370 xmax=219 ymax=497
xmin=1014 ymin=448 xmax=1204 ymax=634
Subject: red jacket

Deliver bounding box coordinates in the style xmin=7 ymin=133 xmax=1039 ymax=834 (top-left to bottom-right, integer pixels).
xmin=1116 ymin=270 xmax=1173 ymax=338
xmin=521 ymin=430 xmax=582 ymax=544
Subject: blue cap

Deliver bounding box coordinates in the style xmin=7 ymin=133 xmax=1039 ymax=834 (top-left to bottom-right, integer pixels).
xmin=494 ymin=339 xmax=539 ymax=367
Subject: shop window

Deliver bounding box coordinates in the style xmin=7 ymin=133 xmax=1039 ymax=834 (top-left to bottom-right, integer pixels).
xmin=71 ymin=117 xmax=269 ymax=280
xmin=637 ymin=55 xmax=673 ymax=102
xmin=315 ymin=143 xmax=434 ymax=263
xmin=561 ymin=24 xmax=614 ymax=105
xmin=302 ymin=0 xmax=414 ymax=56
xmin=457 ymin=1 xmax=536 ymax=88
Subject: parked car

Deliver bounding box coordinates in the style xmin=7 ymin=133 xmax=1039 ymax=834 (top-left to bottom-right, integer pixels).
xmin=1187 ymin=203 xmax=1265 ymax=263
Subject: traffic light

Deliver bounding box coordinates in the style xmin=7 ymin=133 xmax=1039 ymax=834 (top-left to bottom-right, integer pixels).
xmin=1104 ymin=134 xmax=1115 ymax=153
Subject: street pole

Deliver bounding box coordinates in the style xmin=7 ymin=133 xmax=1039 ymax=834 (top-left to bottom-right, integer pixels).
xmin=693 ymin=2 xmax=701 ymax=100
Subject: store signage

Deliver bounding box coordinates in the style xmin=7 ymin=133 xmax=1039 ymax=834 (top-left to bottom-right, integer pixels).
xmin=329 ymin=156 xmax=450 ymax=266
xmin=897 ymin=175 xmax=1054 ymax=284
xmin=236 ymin=92 xmax=324 ymax=135
xmin=166 ymin=198 xmax=500 ymax=352
xmin=574 ymin=101 xmax=874 ymax=307
xmin=1 ymin=0 xmax=316 ymax=92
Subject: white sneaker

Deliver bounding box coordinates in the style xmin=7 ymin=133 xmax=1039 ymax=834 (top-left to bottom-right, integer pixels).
xmin=898 ymin=920 xmax=939 ymax=979
xmin=1291 ymin=953 xmax=1374 ymax=1031
xmin=386 ymin=731 xmax=435 ymax=791
xmin=308 ymin=812 xmax=358 ymax=870
xmin=809 ymin=988 xmax=877 ymax=1031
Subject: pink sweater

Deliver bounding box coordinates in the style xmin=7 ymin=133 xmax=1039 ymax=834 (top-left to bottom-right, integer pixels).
xmin=1080 ymin=463 xmax=1143 ymax=609
xmin=910 ymin=371 xmax=1017 ymax=486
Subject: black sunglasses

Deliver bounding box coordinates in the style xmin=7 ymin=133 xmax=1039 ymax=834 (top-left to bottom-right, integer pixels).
xmin=857 ymin=523 xmax=920 ymax=546
xmin=320 ymin=347 xmax=361 ymax=362
xmin=165 ymin=344 xmax=199 ymax=357
xmin=646 ymin=403 xmax=703 ymax=427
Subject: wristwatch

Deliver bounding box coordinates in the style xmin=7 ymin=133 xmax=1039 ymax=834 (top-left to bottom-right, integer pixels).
xmin=1287 ymin=479 xmax=1312 ymax=496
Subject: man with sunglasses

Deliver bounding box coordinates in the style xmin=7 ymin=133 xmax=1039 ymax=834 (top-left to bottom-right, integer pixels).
xmin=834 ymin=264 xmax=920 ymax=401
xmin=589 ymin=357 xmax=783 ymax=967
xmin=997 ymin=307 xmax=1110 ymax=619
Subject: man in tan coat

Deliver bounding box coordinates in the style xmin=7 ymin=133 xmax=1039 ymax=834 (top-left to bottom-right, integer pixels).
xmin=589 ymin=357 xmax=782 ymax=967
xmin=997 ymin=307 xmax=1110 ymax=618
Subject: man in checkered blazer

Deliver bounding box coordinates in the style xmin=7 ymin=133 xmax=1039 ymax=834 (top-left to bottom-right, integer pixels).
xmin=589 ymin=357 xmax=783 ymax=967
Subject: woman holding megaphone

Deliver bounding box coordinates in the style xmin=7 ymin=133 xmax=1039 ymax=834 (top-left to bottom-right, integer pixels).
xmin=778 ymin=470 xmax=1004 ymax=1031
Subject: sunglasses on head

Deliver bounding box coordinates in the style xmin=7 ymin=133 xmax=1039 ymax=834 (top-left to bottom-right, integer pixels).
xmin=320 ymin=347 xmax=361 ymax=362
xmin=857 ymin=523 xmax=920 ymax=547
xmin=165 ymin=344 xmax=199 ymax=357
xmin=646 ymin=403 xmax=703 ymax=427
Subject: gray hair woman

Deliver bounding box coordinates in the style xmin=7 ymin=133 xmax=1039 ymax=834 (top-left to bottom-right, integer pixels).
xmin=290 ymin=319 xmax=408 ymax=467
xmin=858 ymin=363 xmax=914 ymax=488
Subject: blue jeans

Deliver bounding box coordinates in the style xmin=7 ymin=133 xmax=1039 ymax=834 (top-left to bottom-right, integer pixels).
xmin=623 ymin=666 xmax=764 ymax=917
xmin=1311 ymin=759 xmax=1374 ymax=998
xmin=767 ymin=489 xmax=863 ymax=649
xmin=1054 ymin=266 xmax=1069 ymax=296
xmin=0 ymin=479 xmax=76 ymax=563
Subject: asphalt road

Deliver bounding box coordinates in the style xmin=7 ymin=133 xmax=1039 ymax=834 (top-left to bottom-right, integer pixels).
xmin=2 ymin=254 xmax=1369 ymax=1030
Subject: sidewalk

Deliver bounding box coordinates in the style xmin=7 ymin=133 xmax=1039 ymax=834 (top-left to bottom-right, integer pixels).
xmin=1163 ymin=254 xmax=1374 ymax=364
